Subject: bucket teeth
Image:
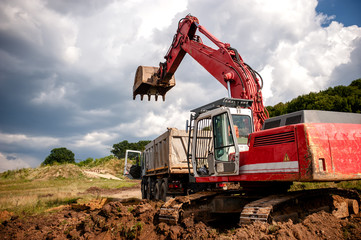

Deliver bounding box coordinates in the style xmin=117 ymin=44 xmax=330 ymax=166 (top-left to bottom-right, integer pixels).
xmin=133 ymin=66 xmax=175 ymax=101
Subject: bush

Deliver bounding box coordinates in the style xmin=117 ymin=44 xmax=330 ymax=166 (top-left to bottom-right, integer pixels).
xmin=77 ymin=158 xmax=94 ymax=167
xmin=76 ymin=156 xmax=117 ymax=168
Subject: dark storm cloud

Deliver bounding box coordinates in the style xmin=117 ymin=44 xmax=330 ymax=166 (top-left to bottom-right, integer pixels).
xmin=0 ymin=0 xmax=78 ymax=138
xmin=0 ymin=29 xmax=41 ymax=64
xmin=0 ymin=14 xmax=66 ymax=70
xmin=0 ymin=66 xmax=80 ymax=136
xmin=1 ymin=0 xmax=189 ymax=170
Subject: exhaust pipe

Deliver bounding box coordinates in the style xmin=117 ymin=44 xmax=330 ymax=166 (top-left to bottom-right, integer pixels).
xmin=133 ymin=66 xmax=176 ymax=101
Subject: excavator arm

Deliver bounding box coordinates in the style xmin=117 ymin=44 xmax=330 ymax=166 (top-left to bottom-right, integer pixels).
xmin=133 ymin=14 xmax=268 ymax=131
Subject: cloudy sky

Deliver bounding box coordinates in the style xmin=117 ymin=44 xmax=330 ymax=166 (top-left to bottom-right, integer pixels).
xmin=1 ymin=0 xmax=360 ymax=171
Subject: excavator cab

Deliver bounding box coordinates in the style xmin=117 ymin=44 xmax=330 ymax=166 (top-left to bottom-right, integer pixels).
xmin=190 ymin=98 xmax=253 ymax=177
xmin=133 ymin=66 xmax=176 ymax=101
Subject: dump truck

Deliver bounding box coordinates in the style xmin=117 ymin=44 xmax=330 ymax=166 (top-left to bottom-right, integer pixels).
xmin=139 ymin=128 xmax=222 ymax=201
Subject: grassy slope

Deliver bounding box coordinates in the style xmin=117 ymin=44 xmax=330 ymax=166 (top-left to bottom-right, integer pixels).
xmin=0 ymin=158 xmax=138 ymax=217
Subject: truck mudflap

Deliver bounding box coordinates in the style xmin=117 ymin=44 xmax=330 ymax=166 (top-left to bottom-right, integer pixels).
xmin=239 ymin=188 xmax=361 ymax=224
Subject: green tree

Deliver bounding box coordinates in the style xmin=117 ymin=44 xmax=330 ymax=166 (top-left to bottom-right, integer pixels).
xmin=266 ymin=78 xmax=361 ymax=116
xmin=111 ymin=140 xmax=151 ymax=159
xmin=42 ymin=147 xmax=75 ymax=166
xmin=267 ymin=102 xmax=287 ymax=117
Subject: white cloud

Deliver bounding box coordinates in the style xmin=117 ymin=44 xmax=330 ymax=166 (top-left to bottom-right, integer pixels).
xmin=262 ymin=21 xmax=361 ymax=104
xmin=0 ymin=132 xmax=59 ymax=149
xmin=0 ymin=152 xmax=32 ymax=172
xmin=115 ymin=99 xmax=189 ymax=138
xmin=134 ymin=0 xmax=188 ymax=39
xmin=72 ymin=131 xmax=117 ymax=148
xmin=64 ymin=46 xmax=81 ymax=64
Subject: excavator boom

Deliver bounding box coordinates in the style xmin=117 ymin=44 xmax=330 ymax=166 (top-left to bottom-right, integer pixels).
xmin=133 ymin=15 xmax=199 ymax=101
xmin=133 ymin=14 xmax=268 ymax=131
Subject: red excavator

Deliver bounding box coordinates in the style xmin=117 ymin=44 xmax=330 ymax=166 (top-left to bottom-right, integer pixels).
xmin=133 ymin=14 xmax=361 ymax=224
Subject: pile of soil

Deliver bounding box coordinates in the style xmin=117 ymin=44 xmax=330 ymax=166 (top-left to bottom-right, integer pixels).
xmin=1 ymin=198 xmax=361 ymax=239
xmin=0 ymin=200 xmax=215 ymax=239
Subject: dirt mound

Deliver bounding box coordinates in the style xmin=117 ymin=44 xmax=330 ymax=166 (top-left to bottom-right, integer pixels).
xmin=226 ymin=211 xmax=361 ymax=239
xmin=1 ymin=198 xmax=361 ymax=239
xmin=27 ymin=164 xmax=84 ymax=180
xmin=86 ymin=158 xmax=125 ymax=176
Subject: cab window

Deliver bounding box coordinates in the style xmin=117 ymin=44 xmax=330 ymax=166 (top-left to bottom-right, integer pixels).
xmin=231 ymin=115 xmax=252 ymax=145
xmin=213 ymin=113 xmax=235 ymax=161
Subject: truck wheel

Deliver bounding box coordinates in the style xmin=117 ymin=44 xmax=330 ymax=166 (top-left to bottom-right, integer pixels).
xmin=159 ymin=181 xmax=167 ymax=202
xmin=141 ymin=178 xmax=147 ymax=199
xmin=155 ymin=180 xmax=161 ymax=200
xmin=146 ymin=178 xmax=152 ymax=200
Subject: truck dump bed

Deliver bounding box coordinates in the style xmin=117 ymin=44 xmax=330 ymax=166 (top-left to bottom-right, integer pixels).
xmin=143 ymin=128 xmax=190 ymax=176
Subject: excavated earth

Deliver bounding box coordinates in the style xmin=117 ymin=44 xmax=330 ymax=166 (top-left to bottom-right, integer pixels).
xmin=1 ymin=187 xmax=361 ymax=239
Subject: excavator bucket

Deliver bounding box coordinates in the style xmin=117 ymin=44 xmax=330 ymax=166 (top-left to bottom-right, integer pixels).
xmin=133 ymin=66 xmax=176 ymax=101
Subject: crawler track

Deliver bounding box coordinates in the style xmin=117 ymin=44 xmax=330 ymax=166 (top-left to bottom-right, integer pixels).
xmin=158 ymin=188 xmax=361 ymax=225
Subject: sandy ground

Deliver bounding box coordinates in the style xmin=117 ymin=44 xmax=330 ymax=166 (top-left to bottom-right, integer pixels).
xmin=82 ymin=170 xmax=122 ymax=180
xmin=111 ymin=187 xmax=142 ymax=199
xmin=81 ymin=170 xmax=142 ymax=199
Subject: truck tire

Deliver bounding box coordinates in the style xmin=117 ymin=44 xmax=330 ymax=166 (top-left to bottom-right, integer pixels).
xmin=155 ymin=180 xmax=161 ymax=200
xmin=159 ymin=181 xmax=167 ymax=202
xmin=141 ymin=178 xmax=147 ymax=199
xmin=146 ymin=178 xmax=152 ymax=200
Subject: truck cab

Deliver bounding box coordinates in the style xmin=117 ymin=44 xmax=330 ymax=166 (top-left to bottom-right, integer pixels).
xmin=190 ymin=98 xmax=253 ymax=177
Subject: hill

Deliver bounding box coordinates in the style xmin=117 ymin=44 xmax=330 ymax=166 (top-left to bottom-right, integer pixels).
xmin=0 ymin=157 xmax=139 ymax=217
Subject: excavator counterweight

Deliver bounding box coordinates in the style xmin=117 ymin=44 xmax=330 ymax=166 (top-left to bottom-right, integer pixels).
xmin=133 ymin=66 xmax=175 ymax=101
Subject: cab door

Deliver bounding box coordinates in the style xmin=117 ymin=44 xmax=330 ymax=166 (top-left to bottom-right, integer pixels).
xmin=192 ymin=108 xmax=240 ymax=177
